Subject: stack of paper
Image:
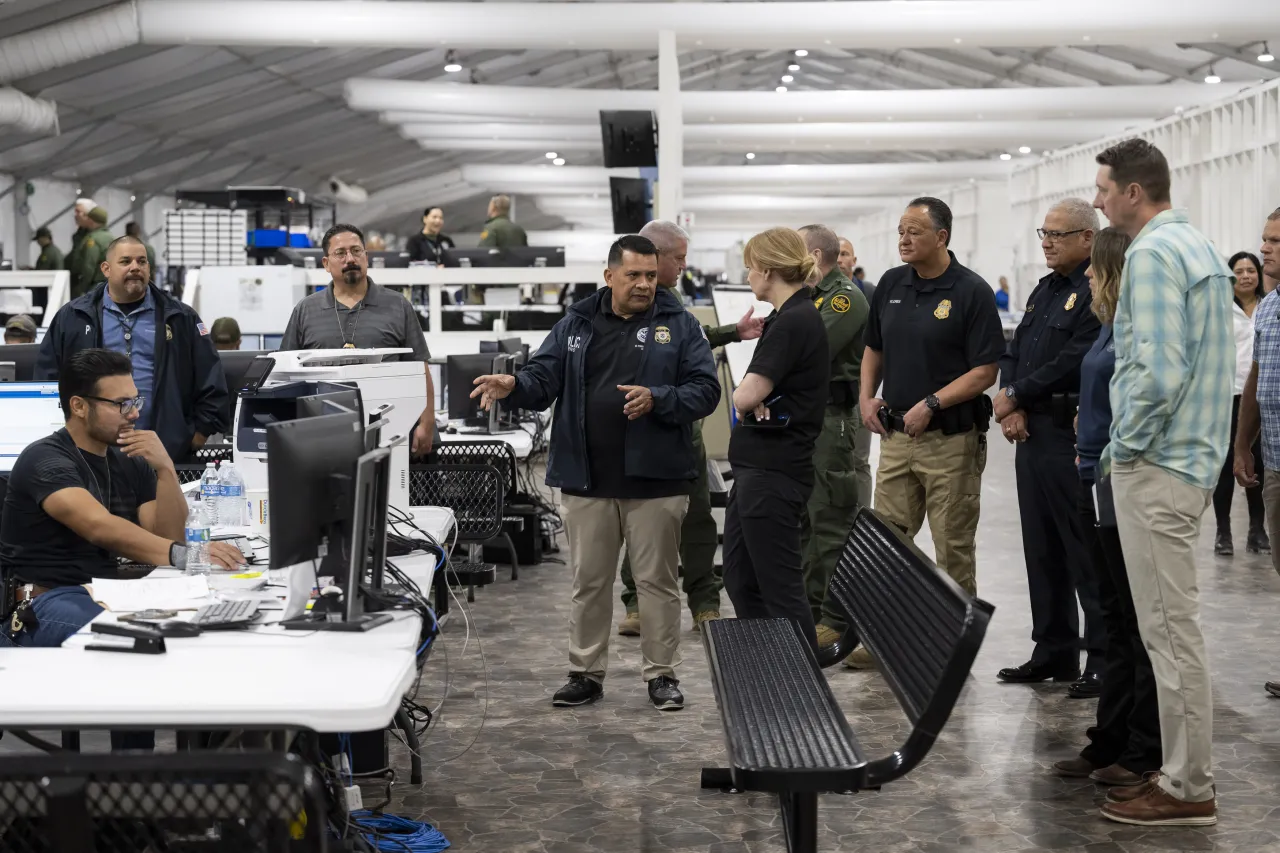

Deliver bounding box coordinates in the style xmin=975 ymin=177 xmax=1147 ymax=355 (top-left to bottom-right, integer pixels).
xmin=89 ymin=576 xmax=211 ymax=612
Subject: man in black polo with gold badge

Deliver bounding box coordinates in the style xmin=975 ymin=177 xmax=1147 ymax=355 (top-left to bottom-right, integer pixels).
xmin=995 ymin=198 xmax=1105 ymax=696
xmin=852 ymin=198 xmax=1004 ymax=669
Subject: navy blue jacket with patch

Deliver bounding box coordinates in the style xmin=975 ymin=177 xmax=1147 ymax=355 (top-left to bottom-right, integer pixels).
xmin=511 ymin=286 xmax=720 ymax=492
xmin=35 ymin=283 xmax=229 ymax=461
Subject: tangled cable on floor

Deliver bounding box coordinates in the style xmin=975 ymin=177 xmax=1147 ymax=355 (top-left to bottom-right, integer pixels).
xmin=349 ymin=810 xmax=450 ymax=852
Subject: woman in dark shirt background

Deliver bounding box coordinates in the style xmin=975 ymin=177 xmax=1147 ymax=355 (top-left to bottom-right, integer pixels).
xmin=406 ymin=206 xmax=455 ymax=264
xmin=722 ymin=227 xmax=830 ymax=653
xmin=1054 ymin=226 xmax=1163 ymax=786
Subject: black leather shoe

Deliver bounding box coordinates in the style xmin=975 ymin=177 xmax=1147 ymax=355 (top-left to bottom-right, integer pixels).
xmin=1247 ymin=526 xmax=1271 ymax=554
xmin=1214 ymin=528 xmax=1234 ymax=556
xmin=648 ymin=675 xmax=684 ymax=711
xmin=1265 ymin=680 xmax=1280 ymax=698
xmin=997 ymin=660 xmax=1080 ymax=683
xmin=552 ymin=673 xmax=603 ymax=707
xmin=1067 ymin=671 xmax=1102 ymax=699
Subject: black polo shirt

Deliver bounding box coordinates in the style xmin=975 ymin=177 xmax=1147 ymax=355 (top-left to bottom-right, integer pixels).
xmin=866 ymin=253 xmax=1005 ymax=411
xmin=561 ymin=296 xmax=691 ymax=500
xmin=728 ymin=289 xmax=830 ymax=486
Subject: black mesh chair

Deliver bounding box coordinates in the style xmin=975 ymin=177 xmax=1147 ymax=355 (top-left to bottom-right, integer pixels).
xmin=175 ymin=444 xmax=234 ymax=486
xmin=410 ymin=464 xmax=503 ymax=601
xmin=0 ymin=751 xmax=328 ymax=852
xmin=421 ymin=440 xmax=521 ymax=579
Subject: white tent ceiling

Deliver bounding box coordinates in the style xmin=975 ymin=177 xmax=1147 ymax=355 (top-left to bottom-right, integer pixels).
xmin=1 ymin=0 xmax=1277 ymax=234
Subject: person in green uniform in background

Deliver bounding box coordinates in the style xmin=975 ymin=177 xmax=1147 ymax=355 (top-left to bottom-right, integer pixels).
xmin=617 ymin=220 xmax=766 ymax=636
xmin=125 ymin=222 xmax=157 ymax=273
xmin=65 ymin=203 xmax=113 ymax=299
xmin=477 ymin=194 xmax=528 ymax=250
xmin=797 ymin=224 xmax=871 ymax=665
xmin=32 ymin=227 xmax=64 ymax=271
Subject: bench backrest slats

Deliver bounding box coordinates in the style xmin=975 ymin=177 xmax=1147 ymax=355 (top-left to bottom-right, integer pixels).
xmin=826 ymin=508 xmax=993 ymax=783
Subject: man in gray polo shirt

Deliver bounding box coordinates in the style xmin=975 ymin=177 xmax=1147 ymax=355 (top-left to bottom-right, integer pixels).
xmin=280 ymin=223 xmax=435 ymax=454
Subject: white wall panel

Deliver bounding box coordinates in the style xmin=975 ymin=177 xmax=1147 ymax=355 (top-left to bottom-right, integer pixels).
xmin=1011 ymin=80 xmax=1280 ymax=303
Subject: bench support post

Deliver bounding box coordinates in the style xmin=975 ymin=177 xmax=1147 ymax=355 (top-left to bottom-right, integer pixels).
xmin=780 ymin=791 xmax=818 ymax=853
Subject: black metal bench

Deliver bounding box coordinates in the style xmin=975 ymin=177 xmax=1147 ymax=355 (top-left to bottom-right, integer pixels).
xmin=701 ymin=507 xmax=994 ymax=853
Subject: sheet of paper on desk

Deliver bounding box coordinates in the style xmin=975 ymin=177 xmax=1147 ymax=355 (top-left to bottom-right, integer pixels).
xmin=89 ymin=576 xmax=210 ymax=612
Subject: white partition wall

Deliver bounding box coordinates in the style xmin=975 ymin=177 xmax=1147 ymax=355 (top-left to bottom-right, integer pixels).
xmin=1011 ymin=80 xmax=1280 ymax=294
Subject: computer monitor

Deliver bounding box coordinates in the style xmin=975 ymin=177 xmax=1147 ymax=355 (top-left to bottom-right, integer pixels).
xmin=354 ymin=447 xmax=393 ymax=593
xmin=501 ymin=246 xmax=566 ymax=268
xmin=599 ymin=110 xmax=658 ymax=168
xmin=442 ymin=248 xmax=502 ymax=268
xmin=366 ymin=250 xmax=411 ymax=269
xmin=609 ymin=177 xmax=651 ymax=234
xmin=447 ymin=353 xmax=503 ymax=423
xmin=479 ymin=337 xmax=524 ymax=355
xmin=268 ymin=412 xmax=391 ymax=631
xmin=220 ymin=350 xmax=272 ymax=395
xmin=0 ymin=343 xmax=40 ymax=382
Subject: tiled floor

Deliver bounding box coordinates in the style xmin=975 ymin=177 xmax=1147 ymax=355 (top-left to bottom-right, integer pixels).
xmin=394 ymin=435 xmax=1280 ymax=852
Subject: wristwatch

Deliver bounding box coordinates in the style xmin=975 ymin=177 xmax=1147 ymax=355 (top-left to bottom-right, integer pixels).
xmin=925 ymin=394 xmax=941 ymax=412
xmin=1004 ymin=384 xmax=1017 ymax=402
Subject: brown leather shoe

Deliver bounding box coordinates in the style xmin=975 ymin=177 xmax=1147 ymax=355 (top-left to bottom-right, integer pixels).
xmin=1051 ymin=757 xmax=1096 ymax=778
xmin=1107 ymin=771 xmax=1162 ymax=803
xmin=1101 ymin=786 xmax=1217 ymax=826
xmin=1090 ymin=764 xmax=1145 ymax=786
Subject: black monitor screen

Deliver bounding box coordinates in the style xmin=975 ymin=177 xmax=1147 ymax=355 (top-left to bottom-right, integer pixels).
xmin=609 ymin=177 xmax=651 ymax=234
xmin=501 ymin=246 xmax=566 ymax=268
xmin=447 ymin=353 xmax=503 ymax=422
xmin=599 ymin=110 xmax=657 ymax=168
xmin=0 ymin=343 xmax=40 ymax=382
xmin=442 ymin=248 xmax=502 ymax=268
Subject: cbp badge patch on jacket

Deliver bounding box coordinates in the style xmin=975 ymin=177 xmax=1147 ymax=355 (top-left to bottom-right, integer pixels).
xmin=934 ymin=299 xmax=952 ymax=320
xmin=830 ymin=294 xmax=851 ymax=313
xmin=654 ymin=325 xmax=671 ymax=344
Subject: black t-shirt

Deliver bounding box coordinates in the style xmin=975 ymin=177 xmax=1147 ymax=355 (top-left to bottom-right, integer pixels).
xmin=865 ymin=253 xmax=1005 ymax=411
xmin=562 ymin=297 xmax=691 ymax=500
xmin=728 ymin=289 xmax=830 ymax=485
xmin=0 ymin=429 xmax=158 ymax=587
xmin=405 ymin=232 xmax=455 ymax=264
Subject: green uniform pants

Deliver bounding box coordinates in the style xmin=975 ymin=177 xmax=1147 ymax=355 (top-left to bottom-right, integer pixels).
xmin=801 ymin=407 xmax=867 ymax=630
xmin=620 ymin=422 xmax=721 ymax=616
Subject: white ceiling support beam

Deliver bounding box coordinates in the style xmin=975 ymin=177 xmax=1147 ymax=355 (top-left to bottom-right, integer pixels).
xmin=414 ymin=139 xmax=601 ymax=152
xmin=351 ymin=81 xmax=1244 ymax=123
xmin=0 ymin=87 xmax=58 ymax=134
xmin=7 ymin=1 xmax=1278 ymax=82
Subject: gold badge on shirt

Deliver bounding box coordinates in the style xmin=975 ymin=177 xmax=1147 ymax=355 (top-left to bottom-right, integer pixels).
xmin=934 ymin=299 xmax=952 ymax=320
xmin=1065 ymin=292 xmax=1078 ymax=311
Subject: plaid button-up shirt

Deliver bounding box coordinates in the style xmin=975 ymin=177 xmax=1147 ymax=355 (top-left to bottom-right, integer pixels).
xmin=1106 ymin=209 xmax=1235 ymax=490
xmin=1252 ymin=288 xmax=1280 ymax=470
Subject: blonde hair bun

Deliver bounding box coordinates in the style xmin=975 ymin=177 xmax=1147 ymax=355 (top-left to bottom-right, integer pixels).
xmin=743 ymin=227 xmax=817 ymax=285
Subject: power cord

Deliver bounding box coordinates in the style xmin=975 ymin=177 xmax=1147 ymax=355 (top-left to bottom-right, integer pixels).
xmin=348 ymin=811 xmax=450 ymax=853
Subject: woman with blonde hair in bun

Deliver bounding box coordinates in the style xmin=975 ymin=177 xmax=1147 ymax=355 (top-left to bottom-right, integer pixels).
xmin=722 ymin=226 xmax=830 ymax=652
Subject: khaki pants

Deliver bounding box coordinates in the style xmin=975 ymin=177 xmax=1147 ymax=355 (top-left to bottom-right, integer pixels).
xmin=1264 ymin=470 xmax=1280 ymax=578
xmin=873 ymin=429 xmax=985 ymax=595
xmin=1112 ymin=458 xmax=1215 ymax=803
xmin=562 ymin=494 xmax=688 ymax=682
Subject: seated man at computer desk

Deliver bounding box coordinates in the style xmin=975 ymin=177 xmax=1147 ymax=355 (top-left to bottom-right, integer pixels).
xmin=1 ymin=349 xmax=244 ymax=649
xmin=279 ymin=223 xmax=436 ymax=456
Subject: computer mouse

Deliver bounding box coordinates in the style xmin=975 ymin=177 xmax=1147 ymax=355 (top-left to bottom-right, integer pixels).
xmin=445 ymin=425 xmax=458 ymax=434
xmin=156 ymin=621 xmax=202 ymax=638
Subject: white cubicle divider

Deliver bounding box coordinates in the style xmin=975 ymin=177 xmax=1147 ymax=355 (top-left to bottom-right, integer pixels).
xmin=710 ymin=285 xmax=774 ymax=387
xmin=182 ymin=265 xmax=307 ymax=335
xmin=0 ymin=382 xmax=62 ymax=473
xmin=0 ymin=270 xmax=71 ymax=321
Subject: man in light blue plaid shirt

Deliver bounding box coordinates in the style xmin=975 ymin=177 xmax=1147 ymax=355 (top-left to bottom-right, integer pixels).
xmin=1093 ymin=140 xmax=1233 ymax=829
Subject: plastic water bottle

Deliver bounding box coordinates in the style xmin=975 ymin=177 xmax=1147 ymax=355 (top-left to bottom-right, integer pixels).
xmin=199 ymin=462 xmax=220 ymax=526
xmin=185 ymin=498 xmax=212 ymax=575
xmin=219 ymin=461 xmax=245 ymax=527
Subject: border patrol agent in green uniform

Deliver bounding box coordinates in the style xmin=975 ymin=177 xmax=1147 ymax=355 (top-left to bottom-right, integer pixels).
xmin=32 ymin=227 xmax=64 ymax=271
xmin=798 ymin=225 xmax=871 ymax=662
xmin=477 ymin=194 xmax=529 ymax=250
xmin=616 ymin=221 xmax=767 ymax=635
xmin=65 ymin=206 xmax=113 ymax=299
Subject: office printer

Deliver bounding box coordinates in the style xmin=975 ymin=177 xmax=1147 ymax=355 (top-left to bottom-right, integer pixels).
xmin=233 ymin=349 xmax=427 ymax=511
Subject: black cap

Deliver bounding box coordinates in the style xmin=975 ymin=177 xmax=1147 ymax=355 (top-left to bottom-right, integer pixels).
xmin=33 ymin=226 xmax=51 ymax=240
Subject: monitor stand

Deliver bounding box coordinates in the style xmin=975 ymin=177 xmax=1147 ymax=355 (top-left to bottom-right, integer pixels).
xmin=281 ymin=612 xmax=393 ymax=632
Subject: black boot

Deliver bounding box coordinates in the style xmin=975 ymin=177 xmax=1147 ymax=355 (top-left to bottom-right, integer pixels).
xmin=1215 ymin=525 xmax=1233 ymax=556
xmin=1247 ymin=525 xmax=1271 ymax=554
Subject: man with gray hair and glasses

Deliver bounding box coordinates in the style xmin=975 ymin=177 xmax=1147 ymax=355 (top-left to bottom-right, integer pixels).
xmin=996 ymin=198 xmax=1105 ymax=697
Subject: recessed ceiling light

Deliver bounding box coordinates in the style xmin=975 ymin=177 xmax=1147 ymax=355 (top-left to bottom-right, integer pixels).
xmin=788 ymin=63 xmax=800 ymax=71
xmin=553 ymin=158 xmax=565 ymax=166
xmin=1018 ymin=146 xmax=1032 ymax=154
xmin=745 ymin=152 xmax=756 ymax=160
xmin=444 ymin=63 xmax=462 ymax=73
xmin=1260 ymin=43 xmax=1275 ymax=62
xmin=546 ymin=152 xmax=558 ymax=159
xmin=999 ymin=153 xmax=1013 ymax=161
xmin=776 ymin=86 xmax=788 ymax=92
xmin=781 ymin=75 xmax=794 ymax=83
xmin=130 ymin=195 xmax=136 ymax=201
xmin=953 ymin=37 xmax=962 ymax=44
xmin=1082 ymin=35 xmax=1091 ymax=42
xmin=1204 ymin=66 xmax=1221 ymax=84
xmin=794 ymin=49 xmax=808 ymax=57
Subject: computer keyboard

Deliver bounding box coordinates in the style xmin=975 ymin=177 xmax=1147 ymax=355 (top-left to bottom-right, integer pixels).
xmin=191 ymin=599 xmax=260 ymax=629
